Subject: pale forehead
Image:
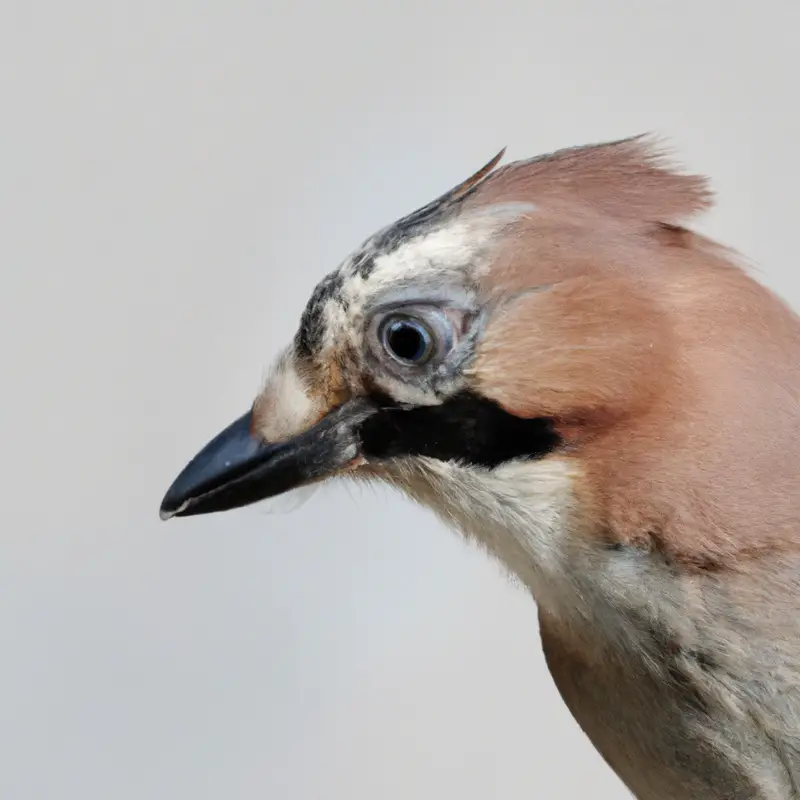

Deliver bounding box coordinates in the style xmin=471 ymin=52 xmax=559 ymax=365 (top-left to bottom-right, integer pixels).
xmin=294 ymin=203 xmax=533 ymax=360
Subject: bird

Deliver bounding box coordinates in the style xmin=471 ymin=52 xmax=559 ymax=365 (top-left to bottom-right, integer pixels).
xmin=160 ymin=135 xmax=800 ymax=799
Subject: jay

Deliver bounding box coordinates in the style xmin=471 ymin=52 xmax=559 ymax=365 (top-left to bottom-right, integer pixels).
xmin=160 ymin=136 xmax=800 ymax=799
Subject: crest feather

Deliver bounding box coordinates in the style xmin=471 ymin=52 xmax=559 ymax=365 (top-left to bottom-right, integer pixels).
xmin=465 ymin=134 xmax=714 ymax=224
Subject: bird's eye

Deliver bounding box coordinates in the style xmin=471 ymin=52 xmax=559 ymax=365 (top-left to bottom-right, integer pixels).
xmin=380 ymin=316 xmax=435 ymax=365
xmin=367 ymin=305 xmax=457 ymax=372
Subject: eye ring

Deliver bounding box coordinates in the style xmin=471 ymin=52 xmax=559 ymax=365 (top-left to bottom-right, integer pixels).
xmin=379 ymin=315 xmax=436 ymax=365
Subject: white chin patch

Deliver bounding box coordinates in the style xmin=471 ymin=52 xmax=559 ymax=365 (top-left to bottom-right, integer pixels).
xmin=378 ymin=455 xmax=578 ymax=595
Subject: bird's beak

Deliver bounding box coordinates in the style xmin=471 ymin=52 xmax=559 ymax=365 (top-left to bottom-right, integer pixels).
xmin=159 ymin=398 xmax=375 ymax=520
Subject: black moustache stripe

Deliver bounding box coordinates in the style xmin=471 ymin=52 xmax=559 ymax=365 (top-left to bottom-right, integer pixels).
xmin=358 ymin=391 xmax=562 ymax=468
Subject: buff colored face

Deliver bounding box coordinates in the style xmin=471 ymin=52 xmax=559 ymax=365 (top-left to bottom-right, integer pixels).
xmin=158 ymin=148 xmax=567 ymax=523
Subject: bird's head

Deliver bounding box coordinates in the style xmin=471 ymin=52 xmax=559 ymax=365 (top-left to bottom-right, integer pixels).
xmin=161 ymin=135 xmax=755 ymax=583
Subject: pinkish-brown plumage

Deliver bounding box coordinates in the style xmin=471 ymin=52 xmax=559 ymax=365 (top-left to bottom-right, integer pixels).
xmin=468 ymin=137 xmax=800 ymax=568
xmin=162 ymin=136 xmax=800 ymax=798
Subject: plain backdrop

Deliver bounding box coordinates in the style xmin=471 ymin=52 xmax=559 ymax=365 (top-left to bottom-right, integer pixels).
xmin=2 ymin=1 xmax=799 ymax=797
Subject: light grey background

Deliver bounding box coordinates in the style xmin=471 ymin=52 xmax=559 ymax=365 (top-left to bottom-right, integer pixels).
xmin=2 ymin=1 xmax=798 ymax=797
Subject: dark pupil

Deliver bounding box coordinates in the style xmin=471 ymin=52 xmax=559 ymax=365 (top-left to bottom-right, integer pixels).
xmin=387 ymin=321 xmax=428 ymax=362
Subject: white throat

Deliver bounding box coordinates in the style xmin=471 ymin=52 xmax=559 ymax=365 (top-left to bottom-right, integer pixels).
xmin=378 ymin=456 xmax=582 ymax=608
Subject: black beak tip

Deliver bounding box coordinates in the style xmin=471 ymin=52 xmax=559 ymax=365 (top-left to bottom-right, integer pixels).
xmin=158 ymin=492 xmax=187 ymax=521
xmin=157 ymin=398 xmax=371 ymax=523
xmin=157 ymin=410 xmax=267 ymax=522
xmin=159 ymin=469 xmax=203 ymax=520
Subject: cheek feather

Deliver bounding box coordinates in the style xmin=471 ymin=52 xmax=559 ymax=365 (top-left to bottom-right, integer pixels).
xmin=472 ymin=274 xmax=670 ymax=422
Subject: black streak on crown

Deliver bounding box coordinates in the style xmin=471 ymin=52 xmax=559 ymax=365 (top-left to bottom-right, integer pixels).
xmin=294 ymin=202 xmax=457 ymax=360
xmin=294 ymin=151 xmax=502 ymax=360
xmin=296 ymin=270 xmax=346 ymax=357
